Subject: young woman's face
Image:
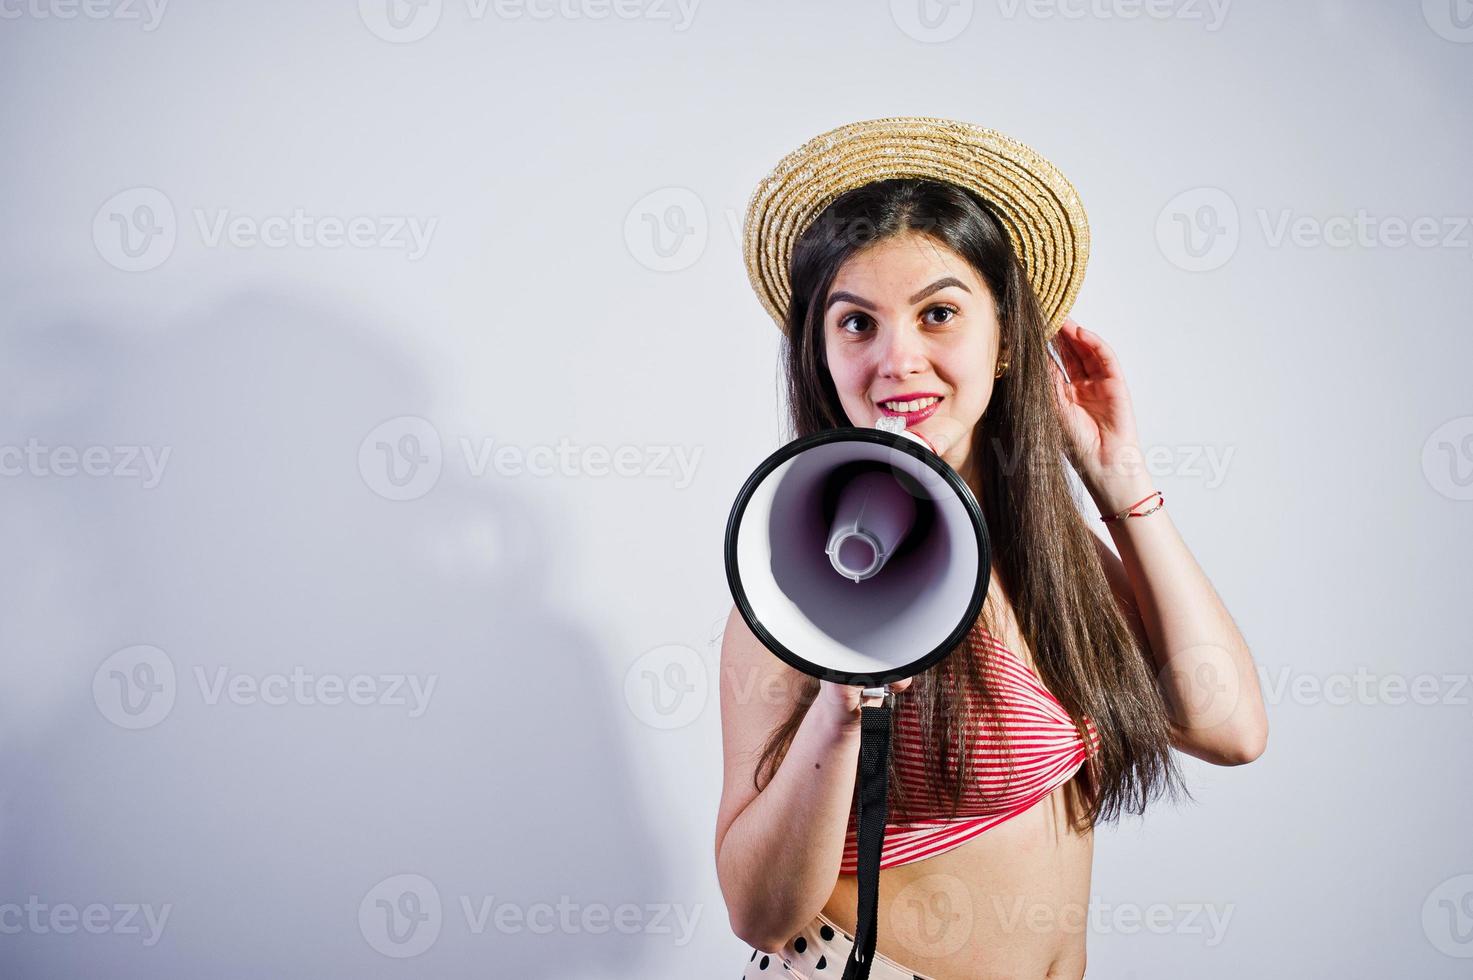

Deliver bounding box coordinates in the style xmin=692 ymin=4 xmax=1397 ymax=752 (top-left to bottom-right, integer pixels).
xmin=822 ymin=232 xmax=1002 ymax=479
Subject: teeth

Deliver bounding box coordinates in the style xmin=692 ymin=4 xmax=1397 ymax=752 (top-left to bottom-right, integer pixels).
xmin=881 ymin=396 xmax=940 ymax=413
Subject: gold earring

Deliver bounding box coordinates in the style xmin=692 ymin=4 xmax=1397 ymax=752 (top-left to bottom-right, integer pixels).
xmin=994 ymin=358 xmax=1009 ymax=378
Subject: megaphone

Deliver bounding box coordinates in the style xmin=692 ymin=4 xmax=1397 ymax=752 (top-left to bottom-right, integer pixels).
xmin=723 ymin=417 xmax=991 ymax=980
xmin=725 ymin=418 xmax=990 ymax=688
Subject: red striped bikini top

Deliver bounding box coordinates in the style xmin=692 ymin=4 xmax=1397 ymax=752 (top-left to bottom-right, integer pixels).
xmin=839 ymin=623 xmax=1100 ymax=875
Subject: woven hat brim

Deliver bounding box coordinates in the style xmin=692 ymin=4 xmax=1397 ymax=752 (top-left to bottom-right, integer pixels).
xmin=742 ymin=117 xmax=1089 ymax=339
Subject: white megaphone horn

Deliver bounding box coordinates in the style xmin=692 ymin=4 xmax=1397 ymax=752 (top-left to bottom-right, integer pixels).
xmin=723 ymin=417 xmax=991 ymax=691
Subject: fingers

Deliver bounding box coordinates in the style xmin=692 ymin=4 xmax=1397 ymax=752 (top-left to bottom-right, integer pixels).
xmin=1055 ymin=319 xmax=1090 ymax=382
xmin=1060 ymin=317 xmax=1119 ymax=379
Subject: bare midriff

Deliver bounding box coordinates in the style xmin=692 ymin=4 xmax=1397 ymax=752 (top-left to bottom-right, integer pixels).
xmin=820 ymin=779 xmax=1093 ymax=980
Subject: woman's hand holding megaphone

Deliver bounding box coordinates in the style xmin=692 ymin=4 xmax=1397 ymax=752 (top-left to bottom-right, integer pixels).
xmin=816 ymin=676 xmax=916 ymax=730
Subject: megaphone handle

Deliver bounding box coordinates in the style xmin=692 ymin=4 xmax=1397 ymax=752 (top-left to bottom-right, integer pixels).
xmin=841 ymin=697 xmax=894 ymax=980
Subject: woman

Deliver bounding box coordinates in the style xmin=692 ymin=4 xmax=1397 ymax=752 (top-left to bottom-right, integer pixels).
xmin=714 ymin=119 xmax=1269 ymax=979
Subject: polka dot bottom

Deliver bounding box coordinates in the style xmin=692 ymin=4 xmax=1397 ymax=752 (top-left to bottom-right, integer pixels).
xmin=739 ymin=911 xmax=936 ymax=979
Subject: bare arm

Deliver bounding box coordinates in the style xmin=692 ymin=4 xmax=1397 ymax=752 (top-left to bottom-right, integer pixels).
xmin=1050 ymin=318 xmax=1268 ymax=766
xmin=1089 ymin=483 xmax=1269 ymax=766
xmin=712 ymin=606 xmax=867 ymax=951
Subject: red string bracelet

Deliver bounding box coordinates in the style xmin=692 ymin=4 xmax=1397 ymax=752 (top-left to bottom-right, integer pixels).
xmin=1100 ymin=490 xmax=1164 ymax=523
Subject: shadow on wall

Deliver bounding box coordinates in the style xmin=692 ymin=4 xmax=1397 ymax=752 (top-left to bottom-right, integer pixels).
xmin=0 ymin=287 xmax=665 ymax=978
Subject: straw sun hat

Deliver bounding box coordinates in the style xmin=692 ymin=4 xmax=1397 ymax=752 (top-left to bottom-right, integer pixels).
xmin=742 ymin=116 xmax=1089 ymax=339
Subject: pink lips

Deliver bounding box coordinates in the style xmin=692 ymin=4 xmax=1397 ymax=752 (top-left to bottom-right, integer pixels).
xmin=877 ymin=396 xmax=942 ymax=425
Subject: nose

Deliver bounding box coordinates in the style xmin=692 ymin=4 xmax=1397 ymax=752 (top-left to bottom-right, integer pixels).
xmin=876 ymin=322 xmax=928 ymax=381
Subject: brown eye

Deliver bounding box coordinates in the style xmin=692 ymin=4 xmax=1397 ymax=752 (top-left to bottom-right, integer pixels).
xmin=839 ymin=312 xmax=871 ymax=334
xmin=926 ymin=305 xmax=958 ymax=325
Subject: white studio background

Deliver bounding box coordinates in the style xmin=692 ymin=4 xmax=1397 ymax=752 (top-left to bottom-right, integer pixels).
xmin=1 ymin=1 xmax=1470 ymax=977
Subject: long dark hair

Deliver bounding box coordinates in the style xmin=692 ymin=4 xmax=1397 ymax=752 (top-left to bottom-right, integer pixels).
xmin=752 ymin=178 xmax=1190 ymax=831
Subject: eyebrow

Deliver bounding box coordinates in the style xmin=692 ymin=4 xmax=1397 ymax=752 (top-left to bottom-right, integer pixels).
xmin=825 ymin=277 xmax=972 ymax=312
